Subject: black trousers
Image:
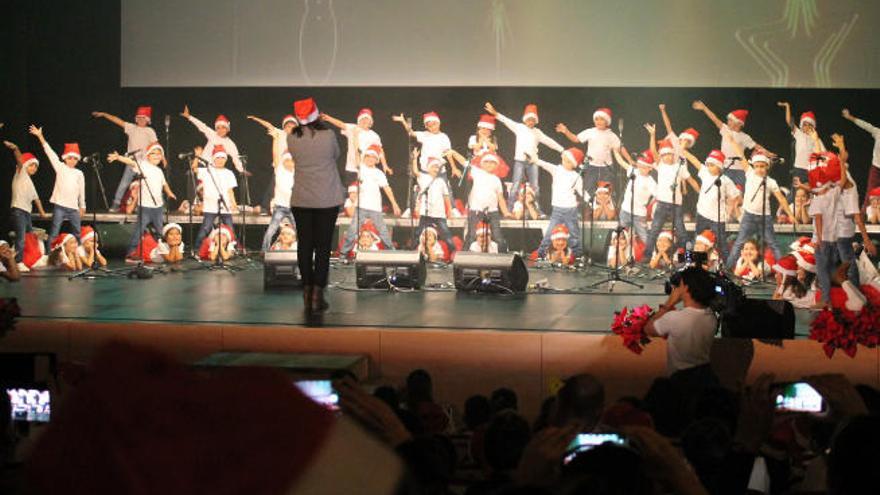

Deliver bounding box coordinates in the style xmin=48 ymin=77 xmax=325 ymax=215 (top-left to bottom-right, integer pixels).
xmin=292 ymin=205 xmax=340 ymax=287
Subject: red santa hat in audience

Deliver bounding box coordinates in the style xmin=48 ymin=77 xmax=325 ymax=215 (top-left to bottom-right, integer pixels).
xmin=522 ymin=104 xmax=539 ymax=123
xmin=727 ymin=109 xmax=749 ymax=125
xmin=658 ymin=139 xmax=674 ymax=156
xmin=678 ymin=128 xmax=700 ymax=146
xmin=135 ymin=106 xmax=152 ymax=123
xmin=281 ymin=114 xmax=297 ymax=127
xmin=799 ymin=111 xmax=816 ymax=127
xmin=563 ymin=147 xmax=585 ymax=166
xmin=551 ymin=224 xmax=571 ymax=241
xmin=211 ymin=144 xmax=228 ymax=160
xmin=357 ymin=108 xmax=373 ymax=123
xmin=144 ymin=141 xmax=164 ymax=157
xmin=772 ymin=254 xmax=799 ymax=277
xmin=214 ymin=114 xmax=231 ymax=129
xmin=789 ymin=236 xmax=815 ymax=254
xmin=593 ymin=107 xmax=612 ymax=124
xmin=61 ymin=143 xmax=81 ymax=160
xmin=705 ymin=150 xmax=725 ymax=167
xmin=20 ymin=152 xmax=39 ymax=168
xmin=51 ymin=233 xmax=75 ymax=251
xmin=793 ymin=249 xmax=816 ymax=273
xmin=478 ymin=114 xmax=496 ymax=130
xmin=293 ymin=98 xmax=320 ymax=125
xmin=637 ymin=150 xmax=655 ymax=168
xmin=422 ymin=111 xmax=440 ymax=125
xmin=695 ymin=230 xmax=715 ymax=248
xmin=363 ymin=144 xmax=383 ymax=160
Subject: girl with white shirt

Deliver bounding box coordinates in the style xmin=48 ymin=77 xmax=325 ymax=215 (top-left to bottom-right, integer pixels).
xmin=777 ymin=102 xmax=822 ymax=185
xmin=192 ymin=145 xmax=239 ymax=251
xmin=411 ymin=149 xmax=455 ymax=252
xmin=4 ymin=140 xmax=48 ymax=268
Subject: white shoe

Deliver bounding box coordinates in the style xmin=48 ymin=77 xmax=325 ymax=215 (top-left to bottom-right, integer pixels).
xmin=17 ymin=262 xmax=30 ymax=273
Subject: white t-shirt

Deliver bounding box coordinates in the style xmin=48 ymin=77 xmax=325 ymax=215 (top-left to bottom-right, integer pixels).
xmin=11 ymin=169 xmax=39 ymax=212
xmin=835 ymin=184 xmax=859 ymax=239
xmin=654 ymin=161 xmax=691 ymax=205
xmin=468 ymin=166 xmax=503 ymax=212
xmin=469 ymin=240 xmax=499 ymax=253
xmin=43 ymin=142 xmax=86 ymax=210
xmin=273 ymin=165 xmax=295 ymax=209
xmin=342 ymin=124 xmax=382 ymax=172
xmin=467 ymin=135 xmax=495 ymax=156
xmin=719 ymin=125 xmax=756 ymax=171
xmin=652 ymin=306 xmax=718 ymax=374
xmin=188 ymin=116 xmax=244 ymax=173
xmin=152 ymin=241 xmax=185 ymax=263
xmin=696 ymin=168 xmax=740 ymax=222
xmin=133 ymin=161 xmax=168 ymax=208
xmin=536 ymin=160 xmax=582 ymax=209
xmin=853 ymin=118 xmax=880 ymax=168
xmin=791 ymin=127 xmax=815 ymax=171
xmin=808 ymin=187 xmax=839 ymax=243
xmin=417 ymin=172 xmax=449 ymax=218
xmin=620 ymin=173 xmax=656 ymax=216
xmin=576 ymin=127 xmax=620 ymax=166
xmin=415 ymin=131 xmax=452 ymax=172
xmin=198 ymin=167 xmax=237 ymax=214
xmin=123 ymin=123 xmax=159 ymax=161
xmin=742 ymin=169 xmax=780 ymax=215
xmin=356 ymin=165 xmax=389 ymax=213
xmin=496 ymin=113 xmax=563 ymax=161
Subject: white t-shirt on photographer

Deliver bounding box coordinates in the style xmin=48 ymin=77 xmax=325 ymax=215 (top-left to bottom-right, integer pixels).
xmin=653 ymin=306 xmax=717 ymax=375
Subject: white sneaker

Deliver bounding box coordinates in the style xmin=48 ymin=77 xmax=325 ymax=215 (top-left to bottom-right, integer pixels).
xmin=17 ymin=262 xmax=30 ymax=273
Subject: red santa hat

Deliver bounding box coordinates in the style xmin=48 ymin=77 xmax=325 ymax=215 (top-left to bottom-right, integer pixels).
xmin=657 ymin=231 xmax=673 ymax=243
xmin=695 ymin=229 xmax=715 ymax=248
xmin=593 ymin=107 xmax=612 ymax=124
xmin=293 ymin=98 xmax=320 ymax=125
xmin=658 ymin=139 xmax=674 ymax=156
xmin=808 ymin=151 xmax=842 ymax=188
xmin=214 ymin=114 xmax=231 ymax=129
xmin=135 ymin=106 xmax=152 ymax=122
xmin=793 ymin=250 xmax=816 ymax=273
xmin=522 ymin=104 xmax=539 ymax=123
xmin=869 ymin=187 xmax=880 ymax=199
xmin=678 ymin=128 xmax=700 ymax=146
xmin=550 ymin=224 xmax=571 ymax=241
xmin=51 ymin=233 xmax=76 ymax=251
xmin=363 ymin=144 xmax=383 ymax=160
xmin=357 ymin=108 xmax=373 ymax=123
xmin=211 ymin=144 xmax=228 ymax=159
xmin=637 ymin=150 xmax=655 ymax=167
xmin=61 ymin=143 xmax=81 ymax=160
xmin=80 ymin=226 xmax=96 ymax=243
xmin=425 ymin=156 xmax=444 ymax=169
xmin=563 ymin=147 xmax=585 ymax=166
xmin=727 ymin=109 xmax=749 ymax=125
xmin=475 ymin=221 xmax=492 ymax=237
xmin=706 ymin=149 xmax=726 ymax=167
xmin=162 ymin=223 xmax=182 ymax=237
xmin=281 ymin=114 xmax=297 ymax=127
xmin=422 ymin=111 xmax=440 ymax=125
xmin=595 ymin=181 xmax=612 ymax=194
xmin=20 ymin=152 xmax=39 ymax=168
xmin=22 ymin=232 xmax=45 ymax=268
xmin=478 ymin=114 xmax=496 ymax=130
xmin=359 ymin=219 xmax=381 ymax=242
xmin=144 ymin=141 xmax=164 ymax=157
xmin=772 ymin=254 xmax=798 ymax=277
xmin=750 ymin=153 xmax=770 ymax=165
xmin=799 ymin=111 xmax=816 ymax=127
xmin=480 ymin=152 xmax=500 ymax=165
xmin=789 ymin=236 xmax=814 ymax=254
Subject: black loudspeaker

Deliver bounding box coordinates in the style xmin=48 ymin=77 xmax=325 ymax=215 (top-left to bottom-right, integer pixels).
xmin=452 ymin=252 xmax=529 ymax=293
xmin=721 ymin=299 xmax=795 ymax=339
xmin=263 ymin=251 xmax=302 ymax=289
xmin=355 ymin=250 xmax=426 ymax=289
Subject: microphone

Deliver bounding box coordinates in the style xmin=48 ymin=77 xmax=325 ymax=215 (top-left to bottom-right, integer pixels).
xmin=178 ymin=151 xmax=195 ymax=160
xmin=618 ymin=118 xmax=623 ymax=137
xmin=164 ymin=114 xmax=170 ymax=129
xmin=81 ymin=153 xmax=100 ymax=163
xmin=124 ymin=150 xmax=140 ymax=157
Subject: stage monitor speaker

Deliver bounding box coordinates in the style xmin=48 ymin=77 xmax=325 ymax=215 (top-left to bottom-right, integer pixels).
xmin=355 ymin=250 xmax=426 ymax=289
xmin=721 ymin=299 xmax=795 ymax=339
xmin=263 ymin=250 xmax=302 ymax=289
xmin=452 ymin=252 xmax=528 ymax=293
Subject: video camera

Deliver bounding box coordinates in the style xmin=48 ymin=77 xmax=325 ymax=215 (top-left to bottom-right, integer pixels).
xmin=664 ymin=251 xmax=744 ymax=315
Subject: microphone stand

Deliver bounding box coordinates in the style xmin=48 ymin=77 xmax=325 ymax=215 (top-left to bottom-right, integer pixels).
xmin=626 ymin=167 xmax=638 ymax=269
xmin=237 ymin=154 xmax=257 ymax=262
xmin=587 ymin=162 xmax=642 ymax=291
xmin=406 ymin=127 xmax=416 ymax=248
xmin=184 ymin=155 xmax=200 ymax=260
xmin=201 ymin=164 xmax=240 ymax=273
xmin=164 ymin=115 xmax=171 ymax=224
xmin=70 ymin=153 xmax=116 ymax=279
xmin=713 ymin=176 xmax=726 ymax=275
xmin=577 ymin=157 xmax=610 ymax=272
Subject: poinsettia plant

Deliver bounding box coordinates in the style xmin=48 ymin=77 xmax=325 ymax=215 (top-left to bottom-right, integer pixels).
xmin=809 ymin=305 xmax=880 ymax=358
xmin=611 ymin=304 xmax=655 ymax=355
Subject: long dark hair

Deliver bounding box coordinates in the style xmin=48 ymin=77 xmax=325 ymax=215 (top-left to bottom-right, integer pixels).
xmin=293 ymin=119 xmax=328 ymax=138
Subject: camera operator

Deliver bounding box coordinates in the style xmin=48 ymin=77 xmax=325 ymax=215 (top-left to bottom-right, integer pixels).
xmin=645 ymin=266 xmax=719 ymax=390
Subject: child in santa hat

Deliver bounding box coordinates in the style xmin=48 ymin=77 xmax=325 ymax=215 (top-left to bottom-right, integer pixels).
xmin=511 ymin=183 xmax=539 ymax=221
xmin=152 ymin=223 xmax=185 ymax=264
xmin=270 ymin=222 xmax=298 ymax=252
xmin=842 ymin=108 xmax=880 ymax=209
xmin=606 ymin=227 xmax=631 ymax=268
xmin=199 ymin=224 xmax=236 ymax=262
xmin=0 ymin=240 xmax=20 ymax=281
xmin=680 ymin=149 xmax=740 ymax=261
xmin=542 ymin=224 xmax=576 ymax=266
xmin=4 ymin=140 xmax=48 ymax=269
xmin=786 ymin=187 xmax=811 ymax=225
xmin=556 ymin=106 xmax=623 ymax=195
xmin=692 ymin=100 xmax=774 ymax=187
xmin=353 ymin=219 xmax=385 ymax=255
xmin=615 ymin=149 xmax=656 ymax=245
xmin=469 ymin=221 xmax=499 ymax=253
xmin=418 ymin=225 xmax=450 ymax=264
xmin=777 ymin=102 xmax=823 ymax=186
xmin=77 ymin=226 xmax=107 ymax=268
xmin=805 ymin=151 xmax=844 ymax=305
xmin=108 ymin=143 xmax=177 ymax=262
xmin=339 ymin=144 xmax=400 ymax=257
xmin=181 ymin=105 xmax=245 ymax=174
xmin=48 ymin=233 xmax=82 ymax=271
xmin=322 ymin=109 xmax=392 ymax=176
xmin=343 ymin=183 xmax=358 ymax=217
xmin=772 ymin=254 xmax=815 ymax=308
xmin=260 ymin=130 xmax=296 ymax=252
xmin=410 ymin=149 xmax=455 ymax=251
xmin=193 ymin=144 xmax=239 ymax=251
xmin=468 ymin=114 xmax=499 ymax=156
xmin=92 ymin=106 xmax=160 ymax=210
xmin=591 ymin=181 xmax=616 ymax=220
xmin=463 ymin=153 xmax=512 ymax=252
xmin=867 ymin=188 xmax=880 ymax=224
xmin=532 ymin=147 xmax=585 ymax=258
xmin=484 ymin=102 xmax=563 ymax=211
xmin=692 ymin=229 xmax=720 ymax=271
xmin=658 ymin=103 xmax=700 ymax=153
xmin=649 ymin=231 xmax=674 ymax=270
xmin=247 ymin=113 xmax=297 ymax=214
xmin=28 ymin=125 xmax=86 ymax=248
xmin=734 ymin=239 xmax=771 ymax=282
xmin=392 ymin=111 xmax=461 ymax=180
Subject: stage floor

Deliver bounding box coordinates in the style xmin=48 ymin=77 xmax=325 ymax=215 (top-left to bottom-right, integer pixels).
xmin=2 ymin=259 xmax=816 ymax=335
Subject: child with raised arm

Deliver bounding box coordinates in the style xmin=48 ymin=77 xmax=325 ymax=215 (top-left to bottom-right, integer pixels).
xmin=555 ymin=107 xmax=621 ymax=195
xmin=777 ymin=102 xmax=823 ymax=186
xmin=841 ymin=108 xmax=880 ymax=207
xmin=484 ymin=102 xmax=563 ymax=210
xmin=339 ymin=145 xmax=401 ymax=257
xmin=463 ymin=153 xmax=512 ymax=252
xmin=468 ymin=114 xmax=499 ymax=156
xmin=830 ymin=134 xmax=877 ymax=284
xmin=692 ymin=100 xmax=773 ymax=187
xmin=806 ymin=151 xmax=843 ymax=306
xmin=4 ymin=140 xmax=48 ymax=269
xmin=181 ymin=105 xmax=245 ymax=174
xmin=411 ymin=148 xmax=455 ymax=251
xmin=246 ymin=113 xmax=297 ymax=214
xmin=392 ymin=112 xmax=461 ymax=180
xmin=658 ymin=103 xmax=700 ymax=152
xmin=107 ymin=142 xmax=177 ymax=262
xmin=260 ymin=130 xmax=296 ymax=252
xmin=92 ymin=106 xmax=159 ymax=210
xmin=322 ymin=109 xmax=392 ymax=176
xmin=192 ymin=144 xmax=238 ymax=250
xmin=681 ymin=148 xmax=740 ymax=261
xmin=28 ymin=125 xmax=86 ymax=245
xmin=526 ymin=147 xmax=583 ymax=258
xmin=77 ymin=226 xmax=107 ymax=268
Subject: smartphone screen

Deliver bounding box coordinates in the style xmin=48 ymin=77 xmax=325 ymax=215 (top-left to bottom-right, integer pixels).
xmin=563 ymin=433 xmax=627 ymax=464
xmin=6 ymin=388 xmax=51 ymax=422
xmin=295 ymin=380 xmax=339 ymax=411
xmin=773 ymin=382 xmax=825 ymax=413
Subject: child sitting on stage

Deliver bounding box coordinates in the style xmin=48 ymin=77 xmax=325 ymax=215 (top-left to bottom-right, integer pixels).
xmin=48 ymin=233 xmax=81 ymax=271
xmin=867 ymin=188 xmax=880 ymax=224
xmin=469 ymin=222 xmax=499 ymax=254
xmin=591 ymin=181 xmax=616 ymax=220
xmin=418 ymin=225 xmax=451 ymax=264
xmin=772 ymin=254 xmax=816 ymax=309
xmin=616 ymin=150 xmax=656 ymax=245
xmin=606 ymin=227 xmax=631 ymax=268
xmin=464 ymin=153 xmax=512 ymax=252
xmin=693 ymin=230 xmax=720 ymax=271
xmin=734 ymin=239 xmax=770 ymax=281
xmin=29 ymin=125 xmax=86 ymax=247
xmin=781 ymin=187 xmax=811 ymax=225
xmin=153 ymin=223 xmax=185 ymax=264
xmin=354 ymin=220 xmax=385 ymax=254
xmin=0 ymin=241 xmax=20 ymax=281
xmin=193 ymin=145 xmax=238 ymax=251
xmin=343 ymin=183 xmax=358 ymax=217
xmin=340 ymin=144 xmax=401 ymax=257
xmin=532 ymin=147 xmax=585 ymax=258
xmin=270 ymin=222 xmax=298 ymax=251
xmin=4 ymin=140 xmax=48 ymax=271
xmin=649 ymin=231 xmax=674 ymax=270
xmin=77 ymin=226 xmax=106 ymax=268
xmin=411 ymin=149 xmax=455 ymax=250
xmin=199 ymin=224 xmax=236 ymax=263
xmin=511 ymin=184 xmax=539 ymax=221
xmin=544 ymin=224 xmax=576 ymax=266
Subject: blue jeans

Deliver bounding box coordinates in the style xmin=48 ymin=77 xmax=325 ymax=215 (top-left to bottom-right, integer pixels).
xmin=340 ymin=208 xmax=394 ymax=254
xmin=465 ymin=210 xmax=506 ymax=252
xmin=538 ymin=206 xmax=581 ymax=256
xmin=644 ymin=201 xmax=686 ymax=258
xmin=694 ymin=214 xmax=728 ymax=261
xmin=585 ymin=165 xmax=614 ymax=196
xmin=195 ymin=213 xmax=233 ymax=250
xmin=724 ymin=168 xmax=746 ymax=188
xmin=261 ymin=205 xmax=296 ymax=251
xmin=10 ymin=207 xmax=33 ymax=263
xmin=507 ymin=160 xmax=540 ymax=210
xmin=726 ymin=212 xmax=780 ymax=268
xmin=127 ymin=206 xmax=166 ymax=254
xmin=619 ymin=210 xmax=648 ymax=245
xmin=112 ymin=166 xmax=137 ymax=208
xmin=834 ymin=236 xmax=859 ymax=285
xmin=815 ymin=241 xmax=835 ymax=304
xmin=48 ymin=204 xmax=81 ymax=247
xmin=416 ymin=216 xmax=455 ymax=250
